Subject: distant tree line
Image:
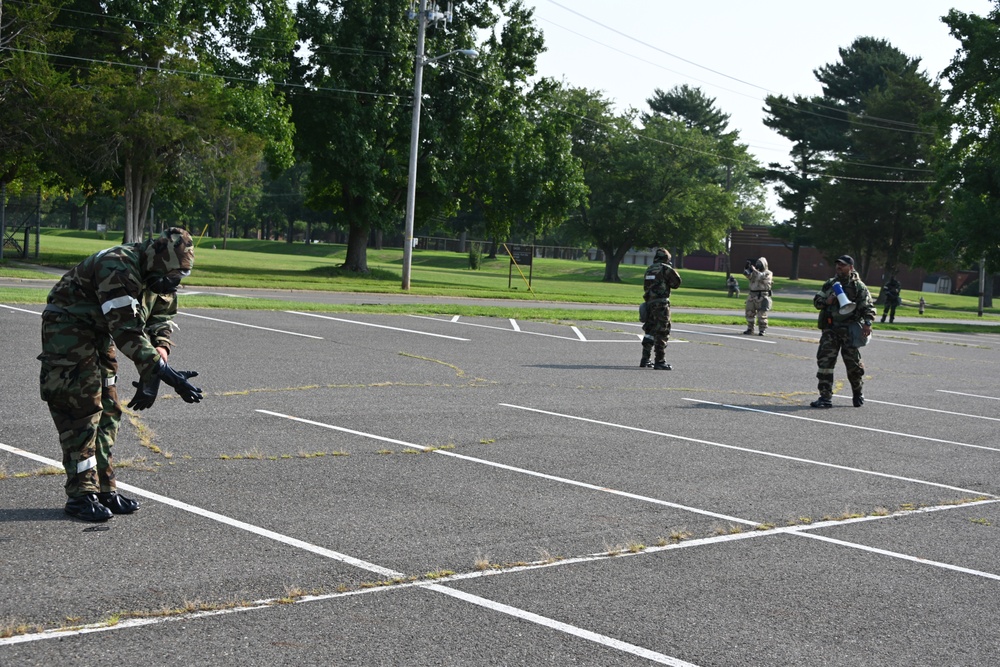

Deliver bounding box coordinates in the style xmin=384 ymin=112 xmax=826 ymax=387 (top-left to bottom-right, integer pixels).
xmin=1 ymin=0 xmax=997 ymax=297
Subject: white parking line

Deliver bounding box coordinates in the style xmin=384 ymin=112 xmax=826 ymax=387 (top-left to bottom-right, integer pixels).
xmin=256 ymin=410 xmax=757 ymax=525
xmin=0 ymin=304 xmax=41 ymax=315
xmin=0 ymin=440 xmax=694 ymax=665
xmin=409 ymin=315 xmax=637 ymax=342
xmin=177 ymin=311 xmax=324 ymax=339
xmin=937 ymin=390 xmax=1000 ymax=402
xmin=831 ymin=395 xmax=1000 ymax=422
xmin=684 ymin=398 xmax=1000 ymax=456
xmin=289 ymin=311 xmax=469 ymax=340
xmin=503 ymin=403 xmax=991 ymax=497
xmin=597 ymin=320 xmax=776 ymax=344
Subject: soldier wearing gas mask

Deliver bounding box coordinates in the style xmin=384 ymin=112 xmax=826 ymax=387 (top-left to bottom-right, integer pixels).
xmin=742 ymin=257 xmax=773 ymax=336
xmin=640 ymin=247 xmax=682 ymax=370
xmin=38 ymin=227 xmax=203 ymax=522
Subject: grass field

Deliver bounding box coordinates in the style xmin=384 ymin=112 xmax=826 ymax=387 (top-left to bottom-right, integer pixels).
xmin=2 ymin=228 xmax=997 ymax=330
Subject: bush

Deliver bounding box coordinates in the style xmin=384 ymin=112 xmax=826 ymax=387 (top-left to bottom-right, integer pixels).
xmin=468 ymin=242 xmax=483 ymax=270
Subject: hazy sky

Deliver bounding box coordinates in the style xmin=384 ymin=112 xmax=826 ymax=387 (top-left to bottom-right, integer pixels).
xmin=520 ymin=0 xmax=993 ymax=217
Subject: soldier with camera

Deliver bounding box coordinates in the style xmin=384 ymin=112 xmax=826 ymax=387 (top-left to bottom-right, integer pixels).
xmin=742 ymin=257 xmax=773 ymax=336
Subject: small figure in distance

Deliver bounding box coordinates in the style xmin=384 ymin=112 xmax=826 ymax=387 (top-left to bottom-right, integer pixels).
xmin=743 ymin=257 xmax=773 ymax=336
xmin=880 ymin=275 xmax=902 ymax=323
xmin=726 ymin=274 xmax=740 ymax=298
xmin=640 ymin=247 xmax=682 ymax=370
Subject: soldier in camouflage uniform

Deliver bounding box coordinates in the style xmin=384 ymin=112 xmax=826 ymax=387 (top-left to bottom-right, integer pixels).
xmin=880 ymin=276 xmax=902 ymax=323
xmin=39 ymin=227 xmax=204 ymax=522
xmin=641 ymin=247 xmax=682 ymax=370
xmin=810 ymin=255 xmax=876 ymax=408
xmin=742 ymin=257 xmax=773 ymax=335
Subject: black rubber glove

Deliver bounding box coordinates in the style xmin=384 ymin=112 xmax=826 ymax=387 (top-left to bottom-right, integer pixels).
xmin=157 ymin=362 xmax=203 ymax=404
xmin=127 ymin=375 xmax=161 ymax=410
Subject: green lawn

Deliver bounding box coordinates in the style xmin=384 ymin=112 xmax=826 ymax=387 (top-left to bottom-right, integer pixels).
xmin=3 ymin=229 xmax=998 ymax=331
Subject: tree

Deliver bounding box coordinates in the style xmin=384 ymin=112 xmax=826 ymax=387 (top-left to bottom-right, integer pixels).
xmin=930 ymin=3 xmax=1000 ymax=306
xmin=647 ymin=84 xmax=771 ymax=270
xmin=559 ymin=87 xmax=729 ymax=282
xmin=48 ymin=0 xmax=296 ymax=242
xmin=456 ymin=4 xmax=584 ymax=255
xmin=765 ymin=38 xmax=940 ymax=280
xmin=0 ymin=0 xmax=72 ymax=186
xmin=761 ymin=94 xmax=834 ymax=279
xmin=291 ymin=0 xmax=487 ymax=272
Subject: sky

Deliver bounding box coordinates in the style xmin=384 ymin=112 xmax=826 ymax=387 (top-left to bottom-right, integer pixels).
xmin=520 ymin=0 xmax=994 ymax=219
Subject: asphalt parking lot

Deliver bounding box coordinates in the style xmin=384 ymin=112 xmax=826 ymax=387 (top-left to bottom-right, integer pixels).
xmin=2 ymin=294 xmax=999 ymax=666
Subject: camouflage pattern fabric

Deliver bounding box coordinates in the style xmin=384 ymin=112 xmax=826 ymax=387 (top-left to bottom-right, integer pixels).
xmin=38 ymin=227 xmax=191 ymax=498
xmin=642 ymin=260 xmax=682 ymax=363
xmin=815 ymin=328 xmax=864 ymax=398
xmin=812 ymin=269 xmax=876 ymax=398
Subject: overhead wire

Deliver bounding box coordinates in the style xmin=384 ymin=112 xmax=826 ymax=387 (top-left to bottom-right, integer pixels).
xmin=4 ymin=0 xmax=938 ymax=185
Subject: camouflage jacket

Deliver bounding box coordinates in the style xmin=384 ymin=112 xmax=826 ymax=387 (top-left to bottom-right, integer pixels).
xmin=813 ymin=271 xmax=876 ymax=330
xmin=44 ymin=243 xmax=176 ymax=379
xmin=643 ymin=261 xmax=682 ymax=302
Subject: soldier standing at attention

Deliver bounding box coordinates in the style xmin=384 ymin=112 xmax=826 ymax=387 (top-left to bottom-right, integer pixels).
xmin=810 ymin=255 xmax=876 ymax=408
xmin=880 ymin=275 xmax=902 ymax=323
xmin=38 ymin=227 xmax=204 ymax=522
xmin=742 ymin=257 xmax=773 ymax=336
xmin=640 ymin=247 xmax=682 ymax=370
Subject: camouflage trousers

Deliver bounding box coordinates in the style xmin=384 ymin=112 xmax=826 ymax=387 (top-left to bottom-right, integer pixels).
xmin=816 ymin=327 xmax=865 ymax=398
xmin=745 ymin=294 xmax=771 ymax=331
xmin=641 ymin=300 xmax=671 ymax=362
xmin=38 ymin=317 xmax=122 ymax=498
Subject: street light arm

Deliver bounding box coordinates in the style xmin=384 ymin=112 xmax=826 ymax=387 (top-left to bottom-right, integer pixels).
xmin=424 ymin=48 xmax=478 ymax=64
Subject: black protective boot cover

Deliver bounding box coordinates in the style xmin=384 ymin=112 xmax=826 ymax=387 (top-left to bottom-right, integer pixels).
xmin=97 ymin=492 xmax=140 ymax=514
xmin=65 ymin=494 xmax=113 ymax=522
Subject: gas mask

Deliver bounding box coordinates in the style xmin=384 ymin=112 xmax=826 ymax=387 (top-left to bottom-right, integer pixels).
xmin=147 ymin=269 xmax=190 ymax=295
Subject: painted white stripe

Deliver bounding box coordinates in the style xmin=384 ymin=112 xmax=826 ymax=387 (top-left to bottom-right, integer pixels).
xmin=0 ymin=304 xmax=42 ymax=315
xmin=409 ymin=314 xmax=584 ymax=341
xmin=795 ymin=532 xmax=1000 ymax=581
xmin=426 ymin=584 xmax=699 ymax=666
xmin=937 ymin=390 xmax=1000 ymax=402
xmin=832 ymin=395 xmax=1000 ymax=422
xmin=571 ymin=325 xmax=586 ymax=341
xmin=176 ymin=312 xmax=323 ymax=340
xmin=76 ymin=455 xmax=97 ymax=473
xmin=503 ymin=403 xmax=991 ymax=497
xmin=596 ymin=321 xmax=777 ymax=344
xmin=686 ymin=398 xmax=1000 ymax=455
xmin=100 ymin=295 xmax=138 ymax=315
xmin=509 ymin=318 xmax=520 ymax=331
xmin=288 ymin=311 xmax=469 ymax=341
xmin=450 ymin=315 xmax=460 ymax=322
xmin=0 ymin=442 xmax=693 ymax=662
xmin=410 ymin=315 xmax=645 ymax=343
xmin=255 ymin=410 xmax=756 ymax=525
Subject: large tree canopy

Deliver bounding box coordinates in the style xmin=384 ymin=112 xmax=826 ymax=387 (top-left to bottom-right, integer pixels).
xmin=763 ymin=37 xmax=941 ymax=280
xmin=48 ymin=0 xmax=296 ymax=242
xmin=930 ymin=3 xmax=1000 ymax=289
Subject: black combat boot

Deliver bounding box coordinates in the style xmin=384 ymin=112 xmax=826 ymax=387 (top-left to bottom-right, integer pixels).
xmin=640 ymin=353 xmax=650 ymax=368
xmin=852 ymin=391 xmax=865 ymax=407
xmin=652 ymin=361 xmax=672 ymax=370
xmin=97 ymin=491 xmax=140 ymax=514
xmin=810 ymin=395 xmax=833 ymax=408
xmin=742 ymin=327 xmax=753 ymax=335
xmin=65 ymin=494 xmax=113 ymax=522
